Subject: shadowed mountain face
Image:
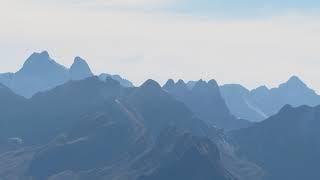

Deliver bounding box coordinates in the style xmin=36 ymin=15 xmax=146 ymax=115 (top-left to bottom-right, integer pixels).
xmin=231 ymin=105 xmax=320 ymax=180
xmin=0 ymin=78 xmax=237 ymax=180
xmin=0 ymin=76 xmax=269 ymax=180
xmin=27 ymin=126 xmax=235 ymax=180
xmin=0 ymin=77 xmax=124 ymax=145
xmin=0 ymin=51 xmax=134 ymax=98
xmin=0 ymin=77 xmax=139 ymax=180
xmin=125 ymin=79 xmax=213 ymax=138
xmin=163 ymin=79 xmax=251 ymax=130
xmin=136 ymin=128 xmax=236 ymax=180
xmin=0 ymin=77 xmax=217 ymax=145
xmin=0 ymin=84 xmax=27 ymax=147
xmin=27 ymin=102 xmax=149 ymax=180
xmin=221 ymin=76 xmax=320 ymax=121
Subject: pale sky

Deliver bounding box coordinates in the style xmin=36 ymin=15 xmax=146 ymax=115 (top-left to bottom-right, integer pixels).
xmin=1 ymin=0 xmax=320 ymax=90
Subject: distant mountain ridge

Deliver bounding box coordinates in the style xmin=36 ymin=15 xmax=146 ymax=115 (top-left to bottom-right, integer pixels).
xmin=163 ymin=79 xmax=251 ymax=130
xmin=220 ymin=76 xmax=320 ymax=121
xmin=0 ymin=76 xmax=266 ymax=180
xmin=0 ymin=51 xmax=134 ymax=98
xmin=0 ymin=77 xmax=241 ymax=180
xmin=231 ymin=104 xmax=320 ymax=180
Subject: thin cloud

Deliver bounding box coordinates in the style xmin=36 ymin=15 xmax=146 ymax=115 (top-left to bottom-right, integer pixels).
xmin=1 ymin=0 xmax=320 ymax=91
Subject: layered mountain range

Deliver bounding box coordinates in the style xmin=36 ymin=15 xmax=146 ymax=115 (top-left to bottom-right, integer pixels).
xmin=163 ymin=79 xmax=251 ymax=130
xmin=231 ymin=105 xmax=320 ymax=180
xmin=221 ymin=76 xmax=320 ymax=121
xmin=0 ymin=51 xmax=132 ymax=98
xmin=0 ymin=51 xmax=320 ymax=180
xmin=0 ymin=77 xmax=257 ymax=180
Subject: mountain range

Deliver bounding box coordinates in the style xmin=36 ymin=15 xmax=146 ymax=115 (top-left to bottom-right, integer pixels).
xmin=231 ymin=104 xmax=320 ymax=180
xmin=2 ymin=51 xmax=320 ymax=123
xmin=0 ymin=76 xmax=251 ymax=180
xmin=1 ymin=51 xmax=320 ymax=180
xmin=0 ymin=51 xmax=133 ymax=98
xmin=220 ymin=76 xmax=320 ymax=121
xmin=163 ymin=79 xmax=251 ymax=130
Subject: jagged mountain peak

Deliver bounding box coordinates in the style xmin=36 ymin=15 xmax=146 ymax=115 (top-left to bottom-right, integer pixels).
xmin=175 ymin=79 xmax=188 ymax=89
xmin=71 ymin=56 xmax=92 ymax=71
xmin=19 ymin=50 xmax=67 ymax=72
xmin=0 ymin=51 xmax=136 ymax=97
xmin=176 ymin=79 xmax=186 ymax=85
xmin=21 ymin=51 xmax=58 ymax=71
xmin=70 ymin=56 xmax=93 ymax=80
xmin=287 ymin=75 xmax=303 ymax=84
xmin=279 ymin=75 xmax=307 ymax=89
xmin=193 ymin=79 xmax=206 ymax=87
xmin=140 ymin=79 xmax=162 ymax=91
xmin=192 ymin=79 xmax=220 ymax=92
xmin=163 ymin=79 xmax=175 ymax=91
xmin=29 ymin=51 xmax=50 ymax=60
xmin=73 ymin=56 xmax=87 ymax=64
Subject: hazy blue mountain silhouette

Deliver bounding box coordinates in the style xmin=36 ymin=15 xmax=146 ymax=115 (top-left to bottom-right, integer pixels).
xmin=27 ymin=100 xmax=149 ymax=180
xmin=0 ymin=77 xmax=264 ymax=180
xmin=126 ymin=79 xmax=215 ymax=138
xmin=0 ymin=77 xmax=125 ymax=145
xmin=231 ymin=105 xmax=320 ymax=180
xmin=25 ymin=79 xmax=227 ymax=180
xmin=163 ymin=79 xmax=251 ymax=130
xmin=0 ymin=51 xmax=134 ymax=98
xmin=69 ymin=56 xmax=93 ymax=80
xmin=221 ymin=76 xmax=320 ymax=121
xmin=12 ymin=51 xmax=69 ymax=98
xmin=2 ymin=52 xmax=319 ymax=180
xmin=0 ymin=77 xmax=137 ymax=179
xmin=220 ymin=84 xmax=266 ymax=121
xmin=0 ymin=51 xmax=92 ymax=97
xmin=0 ymin=77 xmax=217 ymax=145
